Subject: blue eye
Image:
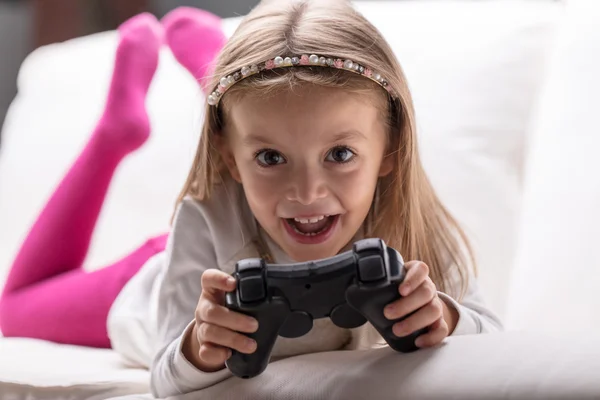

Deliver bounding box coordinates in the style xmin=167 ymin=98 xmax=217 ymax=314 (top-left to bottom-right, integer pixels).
xmin=326 ymin=147 xmax=355 ymax=163
xmin=255 ymin=149 xmax=286 ymax=167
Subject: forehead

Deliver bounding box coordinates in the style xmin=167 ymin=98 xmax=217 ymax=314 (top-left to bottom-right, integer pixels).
xmin=225 ymin=85 xmax=386 ymax=138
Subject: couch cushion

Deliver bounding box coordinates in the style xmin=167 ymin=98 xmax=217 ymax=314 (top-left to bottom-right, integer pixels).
xmin=0 ymin=338 xmax=149 ymax=400
xmin=506 ymin=0 xmax=600 ymax=333
xmin=353 ymin=0 xmax=561 ymax=318
xmin=109 ymin=332 xmax=600 ymax=400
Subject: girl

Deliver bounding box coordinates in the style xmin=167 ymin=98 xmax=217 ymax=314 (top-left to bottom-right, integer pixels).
xmin=0 ymin=0 xmax=502 ymax=398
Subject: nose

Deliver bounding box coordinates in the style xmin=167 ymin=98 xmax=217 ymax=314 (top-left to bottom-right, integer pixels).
xmin=285 ymin=166 xmax=328 ymax=205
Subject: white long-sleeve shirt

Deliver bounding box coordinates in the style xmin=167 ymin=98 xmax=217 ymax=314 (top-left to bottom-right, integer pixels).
xmin=106 ymin=177 xmax=503 ymax=398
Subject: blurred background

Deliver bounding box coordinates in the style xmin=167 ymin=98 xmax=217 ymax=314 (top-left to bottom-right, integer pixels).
xmin=0 ymin=0 xmax=264 ymax=147
xmin=0 ymin=0 xmax=597 ymax=350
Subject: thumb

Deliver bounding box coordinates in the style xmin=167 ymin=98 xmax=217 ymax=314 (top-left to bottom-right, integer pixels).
xmin=201 ymin=269 xmax=237 ymax=303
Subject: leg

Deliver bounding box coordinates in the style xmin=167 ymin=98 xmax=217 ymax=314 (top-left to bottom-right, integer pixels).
xmin=162 ymin=7 xmax=227 ymax=92
xmin=0 ymin=234 xmax=168 ymax=347
xmin=1 ymin=13 xmax=162 ymax=295
xmin=0 ymin=14 xmax=163 ymax=346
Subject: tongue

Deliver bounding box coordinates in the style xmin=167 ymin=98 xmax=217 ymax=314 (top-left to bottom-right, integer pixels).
xmin=292 ymin=217 xmax=331 ymax=234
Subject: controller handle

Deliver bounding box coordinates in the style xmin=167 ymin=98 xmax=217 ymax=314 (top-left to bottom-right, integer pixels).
xmin=346 ymin=239 xmax=427 ymax=352
xmin=224 ymin=259 xmax=291 ymax=379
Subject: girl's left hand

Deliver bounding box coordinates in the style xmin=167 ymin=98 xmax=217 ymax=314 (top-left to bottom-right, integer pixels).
xmin=383 ymin=261 xmax=458 ymax=348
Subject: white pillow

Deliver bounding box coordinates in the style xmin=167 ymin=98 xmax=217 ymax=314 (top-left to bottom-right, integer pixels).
xmin=353 ymin=0 xmax=562 ymax=318
xmin=0 ymin=32 xmax=205 ymax=275
xmin=0 ymin=337 xmax=149 ymax=399
xmin=0 ymin=1 xmax=561 ymax=321
xmin=506 ymin=0 xmax=600 ymax=333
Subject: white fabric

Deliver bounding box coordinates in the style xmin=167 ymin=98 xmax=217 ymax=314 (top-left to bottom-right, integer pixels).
xmin=3 ymin=333 xmax=600 ymax=400
xmin=353 ymin=1 xmax=561 ymax=319
xmin=111 ymin=332 xmax=600 ymax=400
xmin=107 ymin=252 xmax=167 ymax=369
xmin=0 ymin=338 xmax=149 ymax=399
xmin=505 ymin=0 xmax=600 ymax=333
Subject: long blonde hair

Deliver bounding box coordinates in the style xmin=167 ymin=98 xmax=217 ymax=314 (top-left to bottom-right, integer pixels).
xmin=177 ymin=0 xmax=474 ymax=298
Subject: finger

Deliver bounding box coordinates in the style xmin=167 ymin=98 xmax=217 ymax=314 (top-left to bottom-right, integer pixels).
xmin=414 ymin=318 xmax=449 ymax=348
xmin=399 ymin=261 xmax=429 ymax=296
xmin=198 ymin=323 xmax=258 ymax=355
xmin=198 ymin=341 xmax=232 ymax=367
xmin=392 ymin=298 xmax=444 ymax=337
xmin=196 ymin=299 xmax=259 ymax=333
xmin=384 ymin=280 xmax=437 ymax=320
xmin=201 ymin=269 xmax=237 ymax=302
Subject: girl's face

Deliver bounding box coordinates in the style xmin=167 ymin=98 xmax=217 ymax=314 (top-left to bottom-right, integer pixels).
xmin=221 ymin=85 xmax=392 ymax=262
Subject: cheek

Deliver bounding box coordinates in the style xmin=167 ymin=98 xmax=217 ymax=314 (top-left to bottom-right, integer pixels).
xmin=330 ymin=165 xmax=379 ymax=209
xmin=235 ymin=167 xmax=284 ymax=215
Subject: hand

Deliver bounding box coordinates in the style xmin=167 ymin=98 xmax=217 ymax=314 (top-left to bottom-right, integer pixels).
xmin=383 ymin=261 xmax=458 ymax=348
xmin=183 ymin=269 xmax=259 ymax=372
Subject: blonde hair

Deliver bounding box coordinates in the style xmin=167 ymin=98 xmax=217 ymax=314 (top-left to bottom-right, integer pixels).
xmin=177 ymin=0 xmax=474 ymax=298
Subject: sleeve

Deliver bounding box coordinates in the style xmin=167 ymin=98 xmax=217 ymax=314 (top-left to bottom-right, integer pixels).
xmin=149 ymin=197 xmax=233 ymax=398
xmin=437 ymin=263 xmax=504 ymax=336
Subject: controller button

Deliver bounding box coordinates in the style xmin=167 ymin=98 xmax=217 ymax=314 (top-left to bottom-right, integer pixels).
xmin=237 ymin=258 xmax=264 ymax=273
xmin=330 ymin=304 xmax=367 ymax=329
xmin=279 ymin=311 xmax=313 ymax=338
xmin=354 ymin=238 xmax=385 ymax=254
xmin=239 ymin=275 xmax=266 ymax=303
xmin=358 ymin=255 xmax=386 ymax=282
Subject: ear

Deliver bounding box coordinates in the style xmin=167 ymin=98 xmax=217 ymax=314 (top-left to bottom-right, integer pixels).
xmin=378 ymin=153 xmax=394 ymax=177
xmin=214 ymin=134 xmax=242 ymax=183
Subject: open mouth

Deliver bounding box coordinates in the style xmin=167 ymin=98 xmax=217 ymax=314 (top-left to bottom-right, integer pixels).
xmin=285 ymin=215 xmax=339 ymax=237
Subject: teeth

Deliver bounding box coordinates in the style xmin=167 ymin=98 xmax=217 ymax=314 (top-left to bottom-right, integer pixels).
xmin=288 ymin=215 xmax=335 ymax=236
xmin=294 ymin=215 xmax=326 ymax=224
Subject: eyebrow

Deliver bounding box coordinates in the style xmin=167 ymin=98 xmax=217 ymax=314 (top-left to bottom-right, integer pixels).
xmin=330 ymin=130 xmax=367 ymax=142
xmin=242 ymin=134 xmax=275 ymax=146
xmin=242 ymin=129 xmax=367 ymax=146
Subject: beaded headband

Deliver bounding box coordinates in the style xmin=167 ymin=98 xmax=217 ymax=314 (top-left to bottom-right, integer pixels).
xmin=206 ymin=53 xmax=393 ymax=107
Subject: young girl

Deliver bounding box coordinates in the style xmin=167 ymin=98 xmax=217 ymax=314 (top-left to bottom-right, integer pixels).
xmin=0 ymin=0 xmax=502 ymax=397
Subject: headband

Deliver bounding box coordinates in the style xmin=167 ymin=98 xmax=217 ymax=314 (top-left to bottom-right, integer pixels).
xmin=206 ymin=53 xmax=393 ymax=107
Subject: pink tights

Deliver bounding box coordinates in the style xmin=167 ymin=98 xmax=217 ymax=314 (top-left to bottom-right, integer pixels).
xmin=0 ymin=9 xmax=226 ymax=348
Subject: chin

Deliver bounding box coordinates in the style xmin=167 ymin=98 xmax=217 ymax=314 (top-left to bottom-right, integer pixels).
xmin=283 ymin=244 xmax=342 ymax=263
xmin=282 ymin=230 xmax=349 ymax=262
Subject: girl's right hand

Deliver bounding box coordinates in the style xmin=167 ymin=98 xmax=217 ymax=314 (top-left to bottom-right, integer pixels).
xmin=186 ymin=269 xmax=260 ymax=372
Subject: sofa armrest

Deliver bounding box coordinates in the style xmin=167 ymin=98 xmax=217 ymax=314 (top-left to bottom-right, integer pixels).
xmin=112 ymin=331 xmax=600 ymax=400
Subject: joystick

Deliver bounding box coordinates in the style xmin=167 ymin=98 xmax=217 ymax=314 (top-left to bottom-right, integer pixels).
xmin=224 ymin=238 xmax=427 ymax=379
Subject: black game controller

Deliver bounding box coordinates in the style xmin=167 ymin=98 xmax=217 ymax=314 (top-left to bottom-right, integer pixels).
xmin=224 ymin=238 xmax=427 ymax=379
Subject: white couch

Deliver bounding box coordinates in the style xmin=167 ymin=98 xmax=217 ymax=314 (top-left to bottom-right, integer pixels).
xmin=2 ymin=0 xmax=600 ymax=399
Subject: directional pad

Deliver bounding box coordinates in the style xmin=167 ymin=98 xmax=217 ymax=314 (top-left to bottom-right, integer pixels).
xmin=239 ymin=275 xmax=266 ymax=303
xmin=357 ymin=255 xmax=386 ymax=283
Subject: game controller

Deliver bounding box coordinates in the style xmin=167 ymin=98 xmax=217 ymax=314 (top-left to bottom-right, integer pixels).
xmin=224 ymin=238 xmax=427 ymax=379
